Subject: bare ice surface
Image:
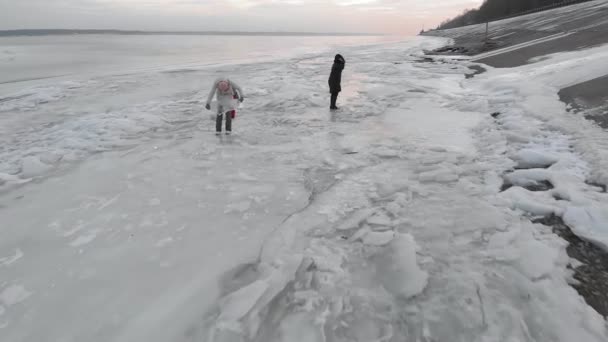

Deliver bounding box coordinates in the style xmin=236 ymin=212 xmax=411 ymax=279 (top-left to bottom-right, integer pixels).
xmin=1 ymin=34 xmax=608 ymax=342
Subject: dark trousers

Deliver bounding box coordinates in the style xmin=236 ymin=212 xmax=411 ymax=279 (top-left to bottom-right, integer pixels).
xmin=330 ymin=92 xmax=339 ymax=108
xmin=216 ymin=111 xmax=232 ymax=132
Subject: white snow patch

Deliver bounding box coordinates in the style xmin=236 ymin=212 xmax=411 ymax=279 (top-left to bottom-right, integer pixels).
xmin=0 ymin=285 xmax=32 ymax=307
xmin=563 ymin=205 xmax=608 ymax=251
xmin=526 ymin=42 xmax=608 ymax=88
xmin=518 ymin=239 xmax=559 ymax=279
xmin=488 ymin=228 xmax=521 ymax=250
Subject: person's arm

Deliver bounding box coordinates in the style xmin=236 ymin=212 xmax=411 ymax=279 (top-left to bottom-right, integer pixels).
xmin=231 ymin=80 xmax=244 ymax=102
xmin=205 ymin=79 xmax=219 ymax=109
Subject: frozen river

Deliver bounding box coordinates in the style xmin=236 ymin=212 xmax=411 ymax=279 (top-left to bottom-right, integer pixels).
xmin=1 ymin=34 xmax=608 ymax=342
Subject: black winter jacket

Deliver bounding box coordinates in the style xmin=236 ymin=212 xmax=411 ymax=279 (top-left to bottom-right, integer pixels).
xmin=328 ymin=54 xmax=345 ymax=94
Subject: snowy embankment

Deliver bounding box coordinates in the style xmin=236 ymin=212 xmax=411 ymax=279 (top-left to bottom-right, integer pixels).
xmin=1 ymin=36 xmax=608 ymax=342
xmin=423 ymin=0 xmax=608 ymax=58
xmin=483 ymin=43 xmax=608 ymax=249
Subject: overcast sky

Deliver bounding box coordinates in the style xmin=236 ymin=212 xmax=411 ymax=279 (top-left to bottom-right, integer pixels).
xmin=0 ymin=0 xmax=482 ymax=34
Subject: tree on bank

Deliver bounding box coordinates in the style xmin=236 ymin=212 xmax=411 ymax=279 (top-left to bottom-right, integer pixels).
xmin=437 ymin=0 xmax=589 ymax=29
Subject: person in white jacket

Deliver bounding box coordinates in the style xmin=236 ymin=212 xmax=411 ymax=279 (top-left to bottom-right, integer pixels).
xmin=205 ymin=78 xmax=244 ymax=134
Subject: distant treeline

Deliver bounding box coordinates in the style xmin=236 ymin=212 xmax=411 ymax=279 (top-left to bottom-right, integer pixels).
xmin=437 ymin=0 xmax=593 ymax=29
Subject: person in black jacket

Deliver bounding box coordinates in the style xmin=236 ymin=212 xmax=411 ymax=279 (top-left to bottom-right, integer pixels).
xmin=328 ymin=54 xmax=345 ymax=110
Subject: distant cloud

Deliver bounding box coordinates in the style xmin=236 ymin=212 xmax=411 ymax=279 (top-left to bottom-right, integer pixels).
xmin=0 ymin=0 xmax=482 ymax=33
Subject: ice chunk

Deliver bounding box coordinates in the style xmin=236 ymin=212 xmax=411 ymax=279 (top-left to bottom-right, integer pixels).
xmin=218 ymin=280 xmax=268 ymax=322
xmin=155 ymin=237 xmax=174 ymax=248
xmin=224 ymin=201 xmax=251 ymax=214
xmin=336 ymin=208 xmax=373 ymax=231
xmin=278 ymin=312 xmax=325 ymax=342
xmin=39 ymin=152 xmax=63 ymax=165
xmin=361 ymin=231 xmax=395 ymax=246
xmin=429 ymin=146 xmax=448 ymax=153
xmin=0 ymin=285 xmax=32 ymax=307
xmin=488 ymin=229 xmax=520 ymax=249
xmin=69 ymin=230 xmax=98 ymax=247
xmin=216 ymin=255 xmax=304 ymax=339
xmin=500 ymin=187 xmax=558 ymax=216
xmin=237 ymin=172 xmax=257 ymax=181
xmin=563 ymin=206 xmax=608 ymax=251
xmin=512 ymin=149 xmax=558 ymax=169
xmin=373 ymin=147 xmax=399 ymax=158
xmin=504 ymin=169 xmax=552 ymax=188
xmin=385 ymin=202 xmax=402 ymax=216
xmin=375 ymin=233 xmax=428 ymax=298
xmin=505 ymin=132 xmax=531 ymax=144
xmin=419 ymin=155 xmax=444 ymax=165
xmin=350 ymin=226 xmax=371 ymax=242
xmin=20 ymin=156 xmax=52 ymax=178
xmin=366 ymin=212 xmax=392 ymax=226
xmin=418 ymin=168 xmax=459 ymax=183
xmin=515 ymin=198 xmax=557 ymax=216
xmin=371 ymin=225 xmax=394 ymax=232
xmin=0 ymin=173 xmax=31 ymax=187
xmin=0 ymin=249 xmax=24 ymax=267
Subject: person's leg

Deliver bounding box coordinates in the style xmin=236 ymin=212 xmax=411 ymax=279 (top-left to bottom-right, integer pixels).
xmin=225 ymin=110 xmax=232 ymax=133
xmin=330 ymin=93 xmax=338 ymax=109
xmin=216 ymin=110 xmax=222 ymax=133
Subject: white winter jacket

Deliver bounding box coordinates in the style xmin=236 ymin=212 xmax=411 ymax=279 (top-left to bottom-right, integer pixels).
xmin=206 ymin=78 xmax=244 ymax=113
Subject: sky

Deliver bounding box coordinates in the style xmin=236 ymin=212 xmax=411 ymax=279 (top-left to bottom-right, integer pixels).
xmin=0 ymin=0 xmax=482 ymax=34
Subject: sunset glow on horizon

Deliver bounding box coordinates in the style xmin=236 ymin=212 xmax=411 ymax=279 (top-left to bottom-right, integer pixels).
xmin=1 ymin=0 xmax=483 ymax=34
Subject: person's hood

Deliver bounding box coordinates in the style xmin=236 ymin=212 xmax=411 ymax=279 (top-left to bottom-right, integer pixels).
xmin=334 ymin=54 xmax=345 ymax=64
xmin=217 ymin=79 xmax=230 ymax=92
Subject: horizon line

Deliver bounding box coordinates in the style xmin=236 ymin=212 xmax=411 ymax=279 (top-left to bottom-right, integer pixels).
xmin=0 ymin=29 xmax=385 ymax=37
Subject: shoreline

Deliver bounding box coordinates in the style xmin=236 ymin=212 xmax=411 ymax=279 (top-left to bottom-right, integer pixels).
xmin=422 ymin=8 xmax=608 ymax=314
xmin=0 ymin=29 xmax=383 ymax=38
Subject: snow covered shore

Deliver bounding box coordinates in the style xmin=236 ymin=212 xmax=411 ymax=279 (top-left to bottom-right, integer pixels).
xmin=1 ymin=35 xmax=608 ymax=341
